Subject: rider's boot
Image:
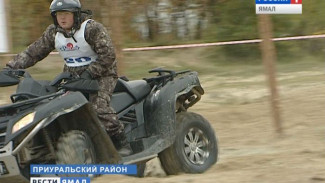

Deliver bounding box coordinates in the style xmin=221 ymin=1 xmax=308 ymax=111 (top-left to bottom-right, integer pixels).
xmin=112 ymin=132 xmax=133 ymax=156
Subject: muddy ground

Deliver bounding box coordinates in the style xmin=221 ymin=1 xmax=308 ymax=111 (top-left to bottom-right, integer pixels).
xmin=90 ymin=69 xmax=325 ymax=183
xmin=0 ymin=55 xmax=324 ymax=183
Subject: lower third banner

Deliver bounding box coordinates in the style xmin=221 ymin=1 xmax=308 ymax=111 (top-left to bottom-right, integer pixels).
xmin=30 ymin=164 xmax=137 ymax=175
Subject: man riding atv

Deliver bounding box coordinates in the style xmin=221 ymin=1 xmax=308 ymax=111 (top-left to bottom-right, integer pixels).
xmin=5 ymin=0 xmax=132 ymax=155
xmin=0 ymin=0 xmax=218 ymax=182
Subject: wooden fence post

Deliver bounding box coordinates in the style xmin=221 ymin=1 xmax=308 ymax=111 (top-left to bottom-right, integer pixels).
xmin=258 ymin=14 xmax=283 ymax=134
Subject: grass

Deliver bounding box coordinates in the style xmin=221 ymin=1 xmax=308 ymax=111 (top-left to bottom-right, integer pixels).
xmin=1 ymin=48 xmax=323 ymax=81
xmin=123 ymin=47 xmax=324 ymax=79
xmin=1 ymin=47 xmax=324 ymax=104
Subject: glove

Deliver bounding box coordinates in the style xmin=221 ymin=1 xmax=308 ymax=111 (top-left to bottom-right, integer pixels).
xmin=0 ymin=67 xmax=20 ymax=87
xmin=2 ymin=66 xmax=12 ymax=70
xmin=1 ymin=67 xmax=26 ymax=77
xmin=2 ymin=67 xmax=12 ymax=72
xmin=80 ymin=70 xmax=93 ymax=80
xmin=1 ymin=67 xmax=13 ymax=75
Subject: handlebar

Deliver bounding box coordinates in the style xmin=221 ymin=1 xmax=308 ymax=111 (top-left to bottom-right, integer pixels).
xmin=146 ymin=68 xmax=191 ymax=87
xmin=0 ymin=69 xmax=99 ymax=94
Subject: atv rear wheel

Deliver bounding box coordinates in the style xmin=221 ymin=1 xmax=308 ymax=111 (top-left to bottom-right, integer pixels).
xmin=158 ymin=112 xmax=218 ymax=175
xmin=56 ymin=130 xmax=96 ymax=177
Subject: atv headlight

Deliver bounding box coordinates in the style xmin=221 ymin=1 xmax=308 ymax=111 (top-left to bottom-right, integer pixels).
xmin=12 ymin=112 xmax=36 ymax=134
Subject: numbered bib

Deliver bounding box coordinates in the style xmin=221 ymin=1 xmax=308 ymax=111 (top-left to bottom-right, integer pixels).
xmin=55 ymin=19 xmax=98 ymax=67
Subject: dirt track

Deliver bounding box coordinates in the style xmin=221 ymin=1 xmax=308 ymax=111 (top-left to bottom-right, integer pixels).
xmin=0 ymin=58 xmax=324 ymax=183
xmin=90 ymin=71 xmax=325 ymax=183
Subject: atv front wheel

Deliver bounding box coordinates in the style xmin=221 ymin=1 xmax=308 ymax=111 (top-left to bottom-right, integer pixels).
xmin=158 ymin=112 xmax=218 ymax=175
xmin=56 ymin=130 xmax=96 ymax=177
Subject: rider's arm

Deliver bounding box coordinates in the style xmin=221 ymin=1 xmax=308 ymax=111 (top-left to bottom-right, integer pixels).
xmin=84 ymin=20 xmax=117 ymax=79
xmin=6 ymin=24 xmax=56 ymax=69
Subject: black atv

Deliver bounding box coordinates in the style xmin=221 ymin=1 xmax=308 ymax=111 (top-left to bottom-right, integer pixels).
xmin=0 ymin=68 xmax=218 ymax=182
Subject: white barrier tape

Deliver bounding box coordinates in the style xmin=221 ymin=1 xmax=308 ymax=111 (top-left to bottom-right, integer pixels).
xmin=123 ymin=34 xmax=325 ymax=52
xmin=123 ymin=39 xmax=262 ymax=51
xmin=273 ymin=34 xmax=325 ymax=41
xmin=1 ymin=34 xmax=325 ymax=57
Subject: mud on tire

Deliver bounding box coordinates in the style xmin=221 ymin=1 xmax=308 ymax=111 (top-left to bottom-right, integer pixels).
xmin=56 ymin=130 xmax=96 ymax=177
xmin=158 ymin=112 xmax=218 ymax=175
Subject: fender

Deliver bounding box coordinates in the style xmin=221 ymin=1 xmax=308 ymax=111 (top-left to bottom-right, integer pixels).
xmin=5 ymin=92 xmax=88 ymax=145
xmin=143 ymin=72 xmax=204 ymax=150
xmin=5 ymin=91 xmax=120 ymax=163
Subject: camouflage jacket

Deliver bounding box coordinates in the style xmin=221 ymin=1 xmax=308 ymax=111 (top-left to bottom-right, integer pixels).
xmin=6 ymin=13 xmax=117 ymax=78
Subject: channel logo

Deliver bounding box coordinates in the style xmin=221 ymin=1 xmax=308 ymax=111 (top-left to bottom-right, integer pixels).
xmin=256 ymin=0 xmax=302 ymax=14
xmin=30 ymin=177 xmax=90 ymax=183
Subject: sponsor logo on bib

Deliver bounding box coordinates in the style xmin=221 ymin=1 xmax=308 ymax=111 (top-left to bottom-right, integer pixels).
xmin=59 ymin=43 xmax=80 ymax=52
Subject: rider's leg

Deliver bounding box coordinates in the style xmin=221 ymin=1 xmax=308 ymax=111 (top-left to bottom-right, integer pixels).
xmin=90 ymin=76 xmax=133 ymax=156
